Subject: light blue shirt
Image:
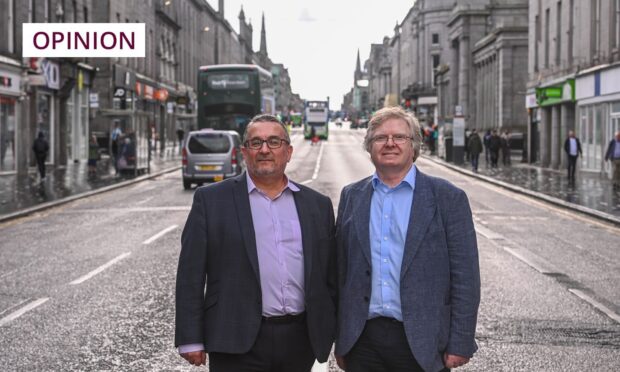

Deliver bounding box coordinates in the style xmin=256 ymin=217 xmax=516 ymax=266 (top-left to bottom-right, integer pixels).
xmin=368 ymin=165 xmax=416 ymax=321
xmin=569 ymin=138 xmax=578 ymax=156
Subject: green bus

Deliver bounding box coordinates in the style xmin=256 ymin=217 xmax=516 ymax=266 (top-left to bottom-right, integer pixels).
xmin=304 ymin=100 xmax=329 ymax=140
xmin=198 ymin=64 xmax=275 ymax=135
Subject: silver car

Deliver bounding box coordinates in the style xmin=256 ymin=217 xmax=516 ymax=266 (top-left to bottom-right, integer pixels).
xmin=182 ymin=129 xmax=245 ymax=189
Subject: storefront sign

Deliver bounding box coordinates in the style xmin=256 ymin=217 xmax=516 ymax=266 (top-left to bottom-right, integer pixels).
xmin=41 ymin=59 xmax=59 ymax=90
xmin=525 ymin=93 xmax=537 ymax=108
xmin=143 ymin=85 xmax=154 ymax=100
xmin=89 ymin=93 xmax=99 ymax=108
xmin=0 ymin=71 xmax=21 ymax=96
xmin=113 ymin=88 xmax=126 ymax=98
xmin=154 ymin=89 xmax=169 ymax=102
xmin=167 ymin=102 xmax=175 ymax=113
xmin=536 ymin=79 xmax=575 ymax=106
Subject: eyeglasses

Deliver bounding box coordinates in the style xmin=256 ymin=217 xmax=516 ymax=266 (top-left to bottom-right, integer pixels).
xmin=371 ymin=134 xmax=412 ymax=145
xmin=244 ymin=136 xmax=289 ymax=150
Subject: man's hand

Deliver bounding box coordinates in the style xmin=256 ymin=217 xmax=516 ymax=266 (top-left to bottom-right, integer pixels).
xmin=181 ymin=351 xmax=206 ymax=366
xmin=443 ymin=353 xmax=470 ymax=369
xmin=335 ymin=354 xmax=346 ymax=371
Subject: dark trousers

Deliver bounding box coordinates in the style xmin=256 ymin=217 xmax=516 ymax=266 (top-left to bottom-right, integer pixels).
xmin=490 ymin=150 xmax=499 ymax=168
xmin=567 ymin=155 xmax=578 ymax=180
xmin=36 ymin=156 xmax=46 ymax=179
xmin=209 ymin=314 xmax=314 ymax=372
xmin=471 ymin=154 xmax=480 ymax=172
xmin=345 ymin=317 xmax=449 ymax=372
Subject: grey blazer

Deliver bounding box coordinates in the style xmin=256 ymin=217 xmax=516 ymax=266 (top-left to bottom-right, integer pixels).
xmin=175 ymin=173 xmax=337 ymax=363
xmin=335 ymin=170 xmax=480 ymax=372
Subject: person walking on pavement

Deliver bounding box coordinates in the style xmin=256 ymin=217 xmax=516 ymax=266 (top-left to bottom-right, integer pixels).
xmin=605 ymin=131 xmax=620 ymax=188
xmin=87 ymin=135 xmax=99 ymax=177
xmin=176 ymin=126 xmax=185 ymax=154
xmin=483 ymin=130 xmax=492 ymax=166
xmin=500 ymin=131 xmax=511 ymax=166
xmin=335 ymin=107 xmax=480 ymax=372
xmin=488 ymin=130 xmax=501 ymax=168
xmin=564 ymin=130 xmax=582 ymax=183
xmin=468 ymin=129 xmax=483 ymax=173
xmin=110 ymin=122 xmax=122 ymax=174
xmin=175 ymin=114 xmax=337 ymax=371
xmin=464 ymin=128 xmax=471 ymax=162
xmin=32 ymin=131 xmax=49 ymax=181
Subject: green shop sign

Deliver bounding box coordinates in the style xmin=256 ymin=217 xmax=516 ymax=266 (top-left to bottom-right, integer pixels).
xmin=536 ymin=79 xmax=575 ymax=106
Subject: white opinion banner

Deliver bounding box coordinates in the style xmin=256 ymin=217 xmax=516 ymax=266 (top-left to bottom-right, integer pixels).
xmin=23 ymin=23 xmax=145 ymax=58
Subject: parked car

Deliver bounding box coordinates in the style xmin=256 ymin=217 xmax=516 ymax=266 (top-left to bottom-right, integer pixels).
xmin=182 ymin=129 xmax=244 ymax=189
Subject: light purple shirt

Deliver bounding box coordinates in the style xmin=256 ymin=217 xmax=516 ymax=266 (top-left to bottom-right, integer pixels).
xmin=179 ymin=175 xmax=304 ymax=354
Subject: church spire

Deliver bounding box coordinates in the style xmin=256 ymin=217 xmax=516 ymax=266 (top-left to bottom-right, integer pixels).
xmin=259 ymin=12 xmax=267 ymax=55
xmin=355 ymin=49 xmax=361 ymax=73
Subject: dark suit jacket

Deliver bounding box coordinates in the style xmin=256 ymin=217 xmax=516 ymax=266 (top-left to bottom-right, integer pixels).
xmin=335 ymin=170 xmax=480 ymax=372
xmin=564 ymin=138 xmax=582 ymax=156
xmin=175 ymin=173 xmax=337 ymax=362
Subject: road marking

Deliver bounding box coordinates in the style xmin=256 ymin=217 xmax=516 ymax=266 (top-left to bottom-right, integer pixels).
xmin=300 ymin=141 xmax=325 ymax=185
xmin=0 ymin=298 xmax=32 ymax=317
xmin=503 ymin=247 xmax=556 ymax=274
xmin=475 ymin=223 xmax=505 ymax=240
xmin=143 ymin=224 xmax=178 ymax=245
xmin=69 ymin=252 xmax=131 ymax=285
xmin=311 ymin=360 xmax=327 ymax=372
xmin=0 ymin=298 xmax=49 ymax=327
xmin=568 ymin=289 xmax=620 ymax=324
xmin=59 ymin=207 xmax=191 ymax=213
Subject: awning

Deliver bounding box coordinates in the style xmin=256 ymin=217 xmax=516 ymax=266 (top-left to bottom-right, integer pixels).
xmin=418 ymin=96 xmax=437 ymax=105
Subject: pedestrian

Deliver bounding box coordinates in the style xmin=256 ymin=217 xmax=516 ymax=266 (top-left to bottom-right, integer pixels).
xmin=605 ymin=131 xmax=620 ymax=188
xmin=87 ymin=135 xmax=99 ymax=177
xmin=468 ymin=129 xmax=483 ymax=172
xmin=501 ymin=130 xmax=511 ymax=166
xmin=111 ymin=122 xmax=122 ymax=174
xmin=175 ymin=114 xmax=337 ymax=371
xmin=176 ymin=126 xmax=185 ymax=149
xmin=32 ymin=131 xmax=49 ymax=181
xmin=464 ymin=127 xmax=471 ymax=162
xmin=563 ymin=130 xmax=582 ymax=183
xmin=483 ymin=130 xmax=492 ymax=166
xmin=488 ymin=130 xmax=501 ymax=168
xmin=335 ymin=107 xmax=480 ymax=372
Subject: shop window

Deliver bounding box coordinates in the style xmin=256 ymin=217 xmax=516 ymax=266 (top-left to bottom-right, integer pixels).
xmin=0 ymin=97 xmax=17 ymax=172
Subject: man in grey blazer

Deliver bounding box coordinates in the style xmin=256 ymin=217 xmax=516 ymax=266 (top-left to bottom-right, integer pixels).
xmin=175 ymin=114 xmax=337 ymax=371
xmin=335 ymin=107 xmax=480 ymax=372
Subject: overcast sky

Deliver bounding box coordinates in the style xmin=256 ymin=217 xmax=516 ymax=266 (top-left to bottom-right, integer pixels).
xmin=206 ymin=0 xmax=415 ymax=109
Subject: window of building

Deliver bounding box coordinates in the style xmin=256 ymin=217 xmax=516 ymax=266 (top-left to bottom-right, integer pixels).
xmin=591 ymin=0 xmax=600 ymax=58
xmin=545 ymin=8 xmax=550 ymax=68
xmin=4 ymin=0 xmax=15 ymax=53
xmin=432 ymin=54 xmax=440 ymax=86
xmin=535 ymin=15 xmax=540 ymax=71
xmin=556 ymin=1 xmax=561 ymax=66
xmin=0 ymin=97 xmax=17 ymax=172
xmin=432 ymin=33 xmax=439 ymax=45
xmin=568 ymin=0 xmax=574 ymax=65
xmin=72 ymin=0 xmax=77 ymax=22
xmin=83 ymin=6 xmax=88 ymax=23
xmin=45 ymin=0 xmax=51 ymax=22
xmin=614 ymin=0 xmax=620 ymax=49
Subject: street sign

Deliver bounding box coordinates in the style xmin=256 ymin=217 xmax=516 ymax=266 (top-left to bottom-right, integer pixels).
xmin=89 ymin=93 xmax=99 ymax=108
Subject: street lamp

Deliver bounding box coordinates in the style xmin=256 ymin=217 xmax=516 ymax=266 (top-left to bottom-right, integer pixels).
xmin=203 ymin=26 xmax=210 ymax=32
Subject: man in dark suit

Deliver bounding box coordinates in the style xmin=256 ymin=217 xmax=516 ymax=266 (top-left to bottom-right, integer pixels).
xmin=335 ymin=107 xmax=480 ymax=372
xmin=175 ymin=114 xmax=337 ymax=372
xmin=563 ymin=130 xmax=582 ymax=183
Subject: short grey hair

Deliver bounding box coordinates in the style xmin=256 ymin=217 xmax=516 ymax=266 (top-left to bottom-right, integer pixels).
xmin=243 ymin=114 xmax=291 ymax=143
xmin=364 ymin=106 xmax=422 ymax=161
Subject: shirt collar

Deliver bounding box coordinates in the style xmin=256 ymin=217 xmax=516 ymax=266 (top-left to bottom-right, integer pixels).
xmin=372 ymin=164 xmax=417 ymax=190
xmin=246 ymin=173 xmax=300 ymax=194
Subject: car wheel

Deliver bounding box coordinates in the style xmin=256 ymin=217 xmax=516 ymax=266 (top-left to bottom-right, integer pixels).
xmin=183 ymin=179 xmax=191 ymax=190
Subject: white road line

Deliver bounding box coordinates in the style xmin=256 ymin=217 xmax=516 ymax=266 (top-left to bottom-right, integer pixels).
xmin=475 ymin=223 xmax=505 ymax=240
xmin=69 ymin=252 xmax=131 ymax=285
xmin=311 ymin=360 xmax=327 ymax=372
xmin=300 ymin=179 xmax=313 ymax=185
xmin=135 ymin=196 xmax=154 ymax=205
xmin=0 ymin=298 xmax=49 ymax=327
xmin=0 ymin=298 xmax=32 ymax=317
xmin=503 ymin=247 xmax=555 ymax=275
xmin=311 ymin=141 xmax=325 ymax=180
xmin=568 ymin=289 xmax=620 ymax=324
xmin=142 ymin=224 xmax=178 ymax=245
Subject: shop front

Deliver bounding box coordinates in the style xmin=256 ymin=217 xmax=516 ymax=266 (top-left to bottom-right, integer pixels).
xmin=0 ymin=64 xmax=20 ymax=173
xmin=576 ymin=64 xmax=620 ymax=178
xmin=65 ymin=64 xmax=95 ymax=163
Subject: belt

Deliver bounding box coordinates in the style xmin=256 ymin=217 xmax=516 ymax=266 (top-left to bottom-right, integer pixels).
xmin=262 ymin=312 xmax=306 ymax=324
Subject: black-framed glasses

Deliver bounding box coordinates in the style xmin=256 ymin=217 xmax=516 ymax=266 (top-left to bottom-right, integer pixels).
xmin=371 ymin=134 xmax=412 ymax=145
xmin=244 ymin=136 xmax=289 ymax=150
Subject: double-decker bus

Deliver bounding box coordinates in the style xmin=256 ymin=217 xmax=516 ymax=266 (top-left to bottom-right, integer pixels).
xmin=198 ymin=64 xmax=275 ymax=135
xmin=304 ymin=100 xmax=329 ymax=140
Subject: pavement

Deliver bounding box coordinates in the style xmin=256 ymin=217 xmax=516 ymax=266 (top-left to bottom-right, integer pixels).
xmin=0 ymin=147 xmax=182 ymax=222
xmin=422 ymin=152 xmax=620 ymax=225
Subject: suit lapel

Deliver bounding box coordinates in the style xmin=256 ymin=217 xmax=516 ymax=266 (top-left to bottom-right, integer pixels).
xmin=400 ymin=170 xmax=436 ymax=280
xmin=353 ymin=179 xmax=374 ymax=266
xmin=232 ymin=173 xmax=261 ymax=284
xmin=292 ymin=188 xmax=313 ymax=292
